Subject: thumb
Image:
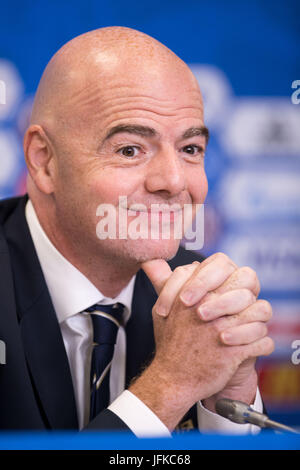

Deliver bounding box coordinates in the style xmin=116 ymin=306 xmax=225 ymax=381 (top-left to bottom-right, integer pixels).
xmin=141 ymin=259 xmax=172 ymax=295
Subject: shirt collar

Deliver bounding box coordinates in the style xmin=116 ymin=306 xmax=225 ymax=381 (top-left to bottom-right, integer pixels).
xmin=25 ymin=199 xmax=136 ymax=324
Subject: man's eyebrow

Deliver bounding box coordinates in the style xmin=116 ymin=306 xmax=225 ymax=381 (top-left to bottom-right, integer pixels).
xmin=182 ymin=126 xmax=210 ymax=142
xmin=103 ymin=124 xmax=210 ymax=143
xmin=103 ymin=124 xmax=157 ymax=141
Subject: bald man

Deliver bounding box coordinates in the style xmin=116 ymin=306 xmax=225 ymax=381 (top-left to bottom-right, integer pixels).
xmin=0 ymin=27 xmax=273 ymax=434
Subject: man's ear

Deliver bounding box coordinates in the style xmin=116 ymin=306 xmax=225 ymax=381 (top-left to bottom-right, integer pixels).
xmin=23 ymin=124 xmax=56 ymax=194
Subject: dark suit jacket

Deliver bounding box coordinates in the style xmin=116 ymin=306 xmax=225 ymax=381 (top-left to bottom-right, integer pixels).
xmin=0 ymin=195 xmax=204 ymax=431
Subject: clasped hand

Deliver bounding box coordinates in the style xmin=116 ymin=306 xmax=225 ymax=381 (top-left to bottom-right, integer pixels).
xmin=141 ymin=253 xmax=274 ymax=414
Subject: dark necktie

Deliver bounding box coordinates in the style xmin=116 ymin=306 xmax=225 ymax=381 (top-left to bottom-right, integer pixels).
xmin=85 ymin=302 xmax=125 ymax=421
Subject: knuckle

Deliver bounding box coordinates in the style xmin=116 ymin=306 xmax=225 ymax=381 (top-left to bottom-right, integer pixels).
xmin=215 ymin=251 xmax=228 ymax=259
xmin=240 ymin=266 xmax=259 ymax=289
xmin=242 ymin=288 xmax=256 ymax=305
xmin=173 ymin=265 xmax=186 ymax=275
xmin=264 ymin=337 xmax=275 ymax=355
xmin=193 ymin=270 xmax=207 ymax=286
xmin=173 ymin=266 xmax=182 ymax=274
xmin=258 ymin=336 xmax=275 ymax=356
xmin=260 ymin=322 xmax=269 ymax=337
xmin=215 ymin=252 xmax=230 ymax=264
xmin=174 ymin=264 xmax=196 ymax=274
xmin=215 ymin=252 xmax=237 ymax=273
xmin=192 ymin=260 xmax=200 ymax=266
xmin=240 ymin=265 xmax=256 ymax=280
xmin=257 ymin=299 xmax=273 ymax=320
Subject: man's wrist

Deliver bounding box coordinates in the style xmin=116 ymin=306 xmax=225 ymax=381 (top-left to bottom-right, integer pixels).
xmin=202 ymin=371 xmax=258 ymax=413
xmin=128 ymin=361 xmax=193 ymax=431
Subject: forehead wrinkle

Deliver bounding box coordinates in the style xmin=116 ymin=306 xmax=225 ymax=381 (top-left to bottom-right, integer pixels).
xmin=63 ymin=84 xmax=202 ymax=125
xmin=96 ymin=95 xmax=203 ymax=124
xmin=103 ymin=77 xmax=201 ymax=99
xmin=68 ymin=80 xmax=202 ymax=111
xmin=74 ymin=85 xmax=203 ymax=117
xmin=66 ymin=87 xmax=103 ymax=116
xmin=98 ymin=106 xmax=203 ymax=128
xmin=98 ymin=90 xmax=202 ymax=106
xmin=96 ymin=98 xmax=203 ymax=117
xmin=65 ymin=91 xmax=204 ymax=131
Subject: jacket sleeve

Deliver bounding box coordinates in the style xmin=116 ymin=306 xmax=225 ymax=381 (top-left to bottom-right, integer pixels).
xmin=84 ymin=409 xmax=132 ymax=432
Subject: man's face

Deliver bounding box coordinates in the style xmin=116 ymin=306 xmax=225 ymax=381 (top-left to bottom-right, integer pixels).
xmin=50 ymin=61 xmax=208 ymax=265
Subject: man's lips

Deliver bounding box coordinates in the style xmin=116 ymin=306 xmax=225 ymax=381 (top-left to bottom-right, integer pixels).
xmin=126 ymin=208 xmax=183 ymax=218
xmin=119 ymin=203 xmax=184 ymax=215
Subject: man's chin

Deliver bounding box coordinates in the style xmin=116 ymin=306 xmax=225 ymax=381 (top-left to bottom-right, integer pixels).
xmin=94 ymin=237 xmax=182 ymax=270
xmin=122 ymin=238 xmax=181 ymax=264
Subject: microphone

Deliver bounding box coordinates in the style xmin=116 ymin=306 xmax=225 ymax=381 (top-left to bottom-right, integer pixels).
xmin=216 ymin=398 xmax=299 ymax=434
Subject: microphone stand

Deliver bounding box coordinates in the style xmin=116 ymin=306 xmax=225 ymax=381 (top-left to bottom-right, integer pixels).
xmin=216 ymin=398 xmax=300 ymax=434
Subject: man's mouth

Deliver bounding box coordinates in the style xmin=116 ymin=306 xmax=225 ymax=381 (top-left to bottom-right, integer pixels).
xmin=119 ymin=202 xmax=184 ymax=216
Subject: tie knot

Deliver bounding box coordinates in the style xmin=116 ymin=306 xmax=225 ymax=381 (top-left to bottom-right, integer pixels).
xmin=85 ymin=302 xmax=125 ymax=345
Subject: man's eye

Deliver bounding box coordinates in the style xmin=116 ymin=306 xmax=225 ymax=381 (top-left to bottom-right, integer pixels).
xmin=117 ymin=146 xmax=139 ymax=158
xmin=182 ymin=144 xmax=203 ymax=155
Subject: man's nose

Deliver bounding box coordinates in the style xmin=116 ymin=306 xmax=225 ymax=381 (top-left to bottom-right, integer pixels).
xmin=144 ymin=145 xmax=186 ymax=196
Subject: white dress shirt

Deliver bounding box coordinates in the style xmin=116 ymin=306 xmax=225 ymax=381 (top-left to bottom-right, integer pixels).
xmin=25 ymin=199 xmax=262 ymax=436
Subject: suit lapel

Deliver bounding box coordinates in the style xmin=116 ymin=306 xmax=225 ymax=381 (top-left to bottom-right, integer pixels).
xmin=125 ymin=269 xmax=156 ymax=387
xmin=4 ymin=196 xmax=78 ymax=429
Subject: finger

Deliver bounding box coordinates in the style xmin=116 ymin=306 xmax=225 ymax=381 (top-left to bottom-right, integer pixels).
xmin=239 ymin=336 xmax=275 ymax=361
xmin=214 ymin=299 xmax=273 ymax=331
xmin=197 ymin=288 xmax=256 ymax=321
xmin=142 ymin=251 xmax=223 ymax=297
xmin=153 ymin=263 xmax=200 ymax=316
xmin=188 ymin=251 xmax=231 ymax=270
xmin=220 ymin=322 xmax=268 ymax=345
xmin=179 ymin=253 xmax=237 ymax=306
xmin=141 ymin=259 xmax=172 ymax=295
xmin=213 ymin=266 xmax=260 ymax=298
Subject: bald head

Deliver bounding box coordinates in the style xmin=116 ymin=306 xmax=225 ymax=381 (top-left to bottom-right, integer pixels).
xmin=30 ymin=26 xmax=198 ymax=129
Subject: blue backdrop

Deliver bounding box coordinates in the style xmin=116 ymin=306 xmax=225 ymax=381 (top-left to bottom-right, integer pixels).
xmin=0 ymin=0 xmax=299 ymax=427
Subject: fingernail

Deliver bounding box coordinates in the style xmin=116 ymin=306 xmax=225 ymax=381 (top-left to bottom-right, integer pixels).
xmin=221 ymin=331 xmax=232 ymax=344
xmin=198 ymin=305 xmax=210 ymax=320
xmin=180 ymin=290 xmax=196 ymax=305
xmin=155 ymin=305 xmax=168 ymax=317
